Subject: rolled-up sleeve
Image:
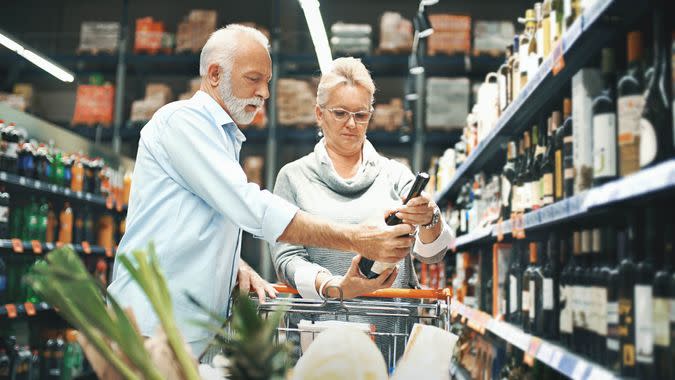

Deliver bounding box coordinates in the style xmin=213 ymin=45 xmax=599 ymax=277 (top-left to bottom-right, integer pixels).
xmin=412 ymin=220 xmax=453 ymax=264
xmin=158 ymin=108 xmax=298 ymax=244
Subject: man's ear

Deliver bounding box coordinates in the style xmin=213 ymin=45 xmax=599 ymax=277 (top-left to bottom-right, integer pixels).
xmin=207 ymin=64 xmax=221 ymax=87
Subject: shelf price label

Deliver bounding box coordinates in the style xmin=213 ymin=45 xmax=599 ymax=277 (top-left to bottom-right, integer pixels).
xmin=81 ymin=241 xmax=92 ymax=255
xmin=34 ymin=180 xmax=41 ymax=189
xmin=5 ymin=304 xmax=17 ymax=319
xmin=11 ymin=239 xmax=23 ymax=253
xmin=31 ymin=240 xmax=42 ymax=254
xmin=24 ymin=302 xmax=36 ymax=316
xmin=0 ymin=172 xmax=6 ymax=181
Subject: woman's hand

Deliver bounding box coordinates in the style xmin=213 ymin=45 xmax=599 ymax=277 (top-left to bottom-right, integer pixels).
xmin=323 ymin=255 xmax=398 ymax=300
xmin=393 ymin=191 xmax=437 ymax=227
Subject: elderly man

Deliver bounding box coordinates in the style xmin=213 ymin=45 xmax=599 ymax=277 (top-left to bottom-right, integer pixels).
xmin=108 ymin=24 xmax=415 ymax=357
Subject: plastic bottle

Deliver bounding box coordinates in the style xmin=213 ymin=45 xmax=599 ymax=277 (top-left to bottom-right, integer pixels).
xmin=57 ymin=203 xmax=73 ymax=245
xmin=70 ymin=156 xmax=83 ymax=193
xmin=25 ymin=198 xmax=39 ymax=241
xmin=60 ymin=330 xmax=83 ymax=380
xmin=37 ymin=199 xmax=48 ymax=243
xmin=0 ymin=192 xmax=10 ymax=239
xmin=45 ymin=203 xmax=57 ymax=244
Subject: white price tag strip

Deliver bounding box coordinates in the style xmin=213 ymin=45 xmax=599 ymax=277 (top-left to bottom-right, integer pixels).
xmin=585 ymin=366 xmax=614 ymax=380
xmin=0 ymin=172 xmax=6 ymax=181
xmin=571 ymin=360 xmax=589 ymax=380
xmin=535 ymin=342 xmax=554 ymax=365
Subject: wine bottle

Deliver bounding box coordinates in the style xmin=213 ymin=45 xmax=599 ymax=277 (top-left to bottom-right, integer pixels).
xmin=501 ymin=141 xmax=517 ymax=219
xmin=522 ymin=242 xmax=532 ymax=333
xmin=618 ymin=224 xmax=637 ymax=377
xmin=510 ymin=36 xmax=522 ymax=101
xmin=571 ymin=231 xmax=584 ymax=353
xmin=606 ymin=225 xmax=621 ymax=371
xmin=541 ymin=119 xmax=555 ymax=207
xmin=562 ymin=98 xmax=574 ymax=198
xmin=498 ymin=45 xmax=513 ymax=112
xmin=592 ymin=48 xmax=618 ymax=186
xmin=594 ymin=227 xmax=609 ymax=363
xmin=541 ymin=232 xmax=559 ymax=340
xmin=359 ymin=173 xmax=429 ymax=279
xmin=522 ymin=131 xmax=533 ymax=213
xmin=531 ymin=126 xmax=543 ymax=211
xmin=559 ymin=232 xmax=574 ymax=347
xmin=532 ymin=241 xmax=546 ymax=337
xmin=581 ymin=229 xmax=596 ymax=358
xmin=639 ymin=0 xmax=674 ymax=168
xmin=617 ymin=31 xmax=645 ymax=177
xmin=509 ymin=241 xmax=525 ymax=325
xmin=524 ymin=242 xmax=539 ymax=334
xmin=653 ymin=219 xmax=673 ymax=379
xmin=635 ymin=208 xmax=656 ymax=378
xmin=553 ymin=110 xmax=564 ymax=201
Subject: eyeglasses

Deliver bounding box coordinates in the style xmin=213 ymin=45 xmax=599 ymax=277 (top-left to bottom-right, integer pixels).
xmin=322 ymin=107 xmax=373 ymax=125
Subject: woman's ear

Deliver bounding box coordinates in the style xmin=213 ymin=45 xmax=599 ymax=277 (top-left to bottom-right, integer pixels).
xmin=315 ymin=104 xmax=324 ymax=124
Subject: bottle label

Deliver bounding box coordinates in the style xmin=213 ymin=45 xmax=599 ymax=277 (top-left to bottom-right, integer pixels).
xmin=522 ymin=289 xmax=530 ymax=313
xmin=607 ymin=301 xmax=619 ymax=324
xmin=639 ymin=117 xmax=657 ymax=167
xmin=542 ymin=173 xmax=554 ymax=203
xmin=607 ymin=338 xmax=620 ymax=351
xmin=510 ymin=275 xmax=518 ymax=313
xmin=6 ymin=142 xmax=18 ymax=159
xmin=653 ymin=297 xmax=670 ymax=347
xmin=543 ymin=278 xmax=553 ymax=310
xmin=498 ymin=73 xmax=508 ymax=111
xmin=501 ymin=175 xmax=512 ymax=208
xmin=0 ymin=205 xmax=8 ymax=223
xmin=597 ymin=287 xmax=607 ymax=336
xmin=592 ymin=113 xmax=617 ymax=178
xmin=618 ymin=95 xmax=644 ymax=175
xmin=564 ymin=136 xmax=574 ymax=180
xmin=370 ymin=261 xmax=396 ymax=276
xmin=560 ymin=284 xmax=573 ymax=333
xmin=619 ymin=297 xmax=636 ymax=367
xmin=529 ymin=279 xmax=536 ymax=319
xmin=571 ymin=285 xmax=579 ymax=327
xmin=530 ymin=180 xmax=540 ymax=209
xmin=523 ymin=181 xmax=532 ymax=210
xmin=555 ymin=149 xmax=563 ymax=198
xmin=634 ymin=284 xmax=654 ymax=364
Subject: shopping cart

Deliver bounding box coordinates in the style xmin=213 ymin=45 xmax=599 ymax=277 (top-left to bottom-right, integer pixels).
xmin=253 ymin=284 xmax=453 ymax=370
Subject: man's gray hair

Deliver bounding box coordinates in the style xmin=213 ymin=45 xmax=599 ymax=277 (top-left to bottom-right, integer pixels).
xmin=316 ymin=57 xmax=376 ymax=107
xmin=199 ymin=24 xmax=270 ymax=77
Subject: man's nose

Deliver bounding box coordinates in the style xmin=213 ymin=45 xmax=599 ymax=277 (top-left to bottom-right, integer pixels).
xmin=256 ymin=83 xmax=270 ymax=100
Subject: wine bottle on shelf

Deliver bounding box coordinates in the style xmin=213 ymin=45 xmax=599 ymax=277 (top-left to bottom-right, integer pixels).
xmin=512 ymin=138 xmax=525 ymax=216
xmin=592 ymin=48 xmax=618 ymax=186
xmin=523 ymin=242 xmax=537 ymax=334
xmin=541 ymin=0 xmax=552 ymax=57
xmin=522 ymin=131 xmax=533 ymax=213
xmin=618 ymin=224 xmax=637 ymax=377
xmin=541 ymin=119 xmax=555 ymax=207
xmin=653 ymin=219 xmax=673 ymax=379
xmin=532 ymin=241 xmax=546 ymax=337
xmin=605 ymin=225 xmax=621 ymax=371
xmin=521 ymin=242 xmax=533 ymax=333
xmin=509 ymin=241 xmax=525 ymax=325
xmin=519 ymin=9 xmax=536 ymax=90
xmin=561 ymin=98 xmax=574 ymax=198
xmin=531 ymin=126 xmax=543 ymax=211
xmin=635 ymin=208 xmax=656 ymax=378
xmin=617 ymin=31 xmax=645 ymax=177
xmin=501 ymin=141 xmax=517 ymax=220
xmin=552 ymin=110 xmax=564 ymax=201
xmin=639 ymin=0 xmax=673 ymax=168
xmin=510 ymin=36 xmax=522 ymax=101
xmin=593 ymin=227 xmax=609 ymax=364
xmin=571 ymin=231 xmax=585 ymax=354
xmin=540 ymin=232 xmax=558 ymax=340
xmin=580 ymin=229 xmax=595 ymax=358
xmin=559 ymin=231 xmax=573 ymax=348
xmin=498 ymin=45 xmax=513 ymax=112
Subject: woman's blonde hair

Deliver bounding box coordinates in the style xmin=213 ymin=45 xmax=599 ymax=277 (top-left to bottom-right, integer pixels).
xmin=316 ymin=57 xmax=376 ymax=107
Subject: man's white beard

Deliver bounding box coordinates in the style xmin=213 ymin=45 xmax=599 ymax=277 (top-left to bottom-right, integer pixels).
xmin=218 ymin=73 xmax=264 ymax=125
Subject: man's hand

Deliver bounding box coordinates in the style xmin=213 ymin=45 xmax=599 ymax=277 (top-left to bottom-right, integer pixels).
xmin=350 ymin=222 xmax=415 ymax=263
xmin=323 ymin=255 xmax=398 ymax=300
xmin=394 ymin=191 xmax=437 ymax=226
xmin=237 ymin=260 xmax=278 ymax=302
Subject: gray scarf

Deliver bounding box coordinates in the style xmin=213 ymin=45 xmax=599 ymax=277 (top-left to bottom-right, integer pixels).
xmin=313 ymin=137 xmax=384 ymax=196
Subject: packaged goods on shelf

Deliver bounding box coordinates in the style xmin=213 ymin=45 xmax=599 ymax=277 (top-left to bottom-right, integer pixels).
xmin=473 ymin=21 xmax=515 ymax=56
xmin=427 ymin=14 xmax=471 ymax=56
xmin=129 ymin=83 xmax=173 ymax=122
xmin=71 ymin=84 xmax=115 ymax=126
xmin=331 ymin=22 xmax=372 ymax=55
xmin=175 ymin=10 xmax=217 ymax=53
xmin=377 ymin=12 xmax=413 ymax=54
xmin=134 ymin=17 xmax=173 ymax=54
xmin=277 ymin=79 xmax=316 ymax=126
xmin=243 ymin=156 xmax=264 ymax=187
xmin=372 ymin=98 xmax=404 ymax=131
xmin=426 ymin=77 xmax=470 ymax=130
xmin=77 ymin=22 xmax=119 ymax=54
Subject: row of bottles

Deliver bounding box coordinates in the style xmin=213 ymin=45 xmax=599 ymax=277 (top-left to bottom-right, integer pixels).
xmin=496 ymin=207 xmax=674 ymax=379
xmin=429 ymin=2 xmax=674 ymax=205
xmin=0 ymin=119 xmax=132 ymax=207
xmin=0 ymin=330 xmax=86 ymax=380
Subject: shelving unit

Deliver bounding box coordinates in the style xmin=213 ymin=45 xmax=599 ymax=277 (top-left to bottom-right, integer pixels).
xmin=451 ymin=302 xmax=616 ymax=380
xmin=0 ymin=239 xmax=115 ymax=258
xmin=0 ymin=302 xmax=53 ymax=320
xmin=433 ymin=0 xmax=644 ymax=206
xmin=449 ymin=159 xmax=675 ymax=251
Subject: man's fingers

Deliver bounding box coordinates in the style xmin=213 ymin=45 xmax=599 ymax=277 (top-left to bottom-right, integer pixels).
xmin=377 ymin=267 xmax=395 ymax=285
xmin=383 ymin=268 xmax=398 ymax=287
xmin=265 ymin=283 xmax=278 ymax=299
xmin=347 ymin=255 xmax=362 ymax=277
xmin=256 ymin=286 xmax=267 ymax=304
xmin=389 ymin=223 xmax=415 ymax=236
xmin=393 ymin=235 xmax=415 ymax=248
xmin=239 ymin=274 xmax=251 ymax=295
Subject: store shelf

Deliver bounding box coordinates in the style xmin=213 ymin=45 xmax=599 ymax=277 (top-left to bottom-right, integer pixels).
xmin=434 ymin=0 xmax=642 ymax=206
xmin=443 ymin=159 xmax=675 ymax=246
xmin=0 ymin=302 xmax=52 ymax=320
xmin=0 ymin=239 xmax=114 ymax=258
xmin=451 ymin=301 xmax=616 ymax=380
xmin=0 ymin=170 xmax=123 ymax=211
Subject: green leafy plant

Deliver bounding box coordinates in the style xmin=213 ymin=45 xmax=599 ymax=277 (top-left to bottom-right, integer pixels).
xmin=189 ymin=293 xmax=291 ymax=380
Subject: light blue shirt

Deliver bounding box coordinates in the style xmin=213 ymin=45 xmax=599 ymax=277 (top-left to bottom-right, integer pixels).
xmin=108 ymin=90 xmax=299 ymax=342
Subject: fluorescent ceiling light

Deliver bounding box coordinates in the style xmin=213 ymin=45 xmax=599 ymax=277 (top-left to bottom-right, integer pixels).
xmin=298 ymin=0 xmax=333 ymax=74
xmin=0 ymin=29 xmax=75 ymax=83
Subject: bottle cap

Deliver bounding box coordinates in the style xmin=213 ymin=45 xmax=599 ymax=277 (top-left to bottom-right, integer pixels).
xmin=66 ymin=329 xmax=78 ymax=343
xmin=529 ymin=242 xmax=538 ymax=263
xmin=626 ymin=31 xmax=643 ymax=63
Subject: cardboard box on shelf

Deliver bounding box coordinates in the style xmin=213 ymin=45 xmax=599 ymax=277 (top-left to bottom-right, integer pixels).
xmin=130 ymin=83 xmax=174 ymax=122
xmin=72 ymin=84 xmax=115 ymax=126
xmin=78 ymin=22 xmax=119 ymax=54
xmin=427 ymin=14 xmax=471 ymax=56
xmin=473 ymin=21 xmax=514 ymax=56
xmin=277 ymin=79 xmax=316 ymax=126
xmin=426 ymin=77 xmax=470 ymax=130
xmin=378 ymin=12 xmax=413 ymax=54
xmin=134 ymin=17 xmax=167 ymax=54
xmin=176 ymin=10 xmax=217 ymax=53
xmin=372 ymin=98 xmax=404 ymax=132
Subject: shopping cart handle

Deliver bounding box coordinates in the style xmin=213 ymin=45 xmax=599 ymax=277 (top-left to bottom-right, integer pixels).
xmin=272 ymin=284 xmax=451 ymax=300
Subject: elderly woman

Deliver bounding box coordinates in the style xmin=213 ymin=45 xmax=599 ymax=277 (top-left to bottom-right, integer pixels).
xmin=271 ymin=57 xmax=453 ymax=360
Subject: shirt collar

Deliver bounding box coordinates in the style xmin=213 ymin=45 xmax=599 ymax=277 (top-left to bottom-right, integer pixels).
xmin=192 ymin=90 xmax=246 ymax=143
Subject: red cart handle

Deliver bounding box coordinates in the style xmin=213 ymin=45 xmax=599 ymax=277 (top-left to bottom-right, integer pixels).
xmin=272 ymin=284 xmax=451 ymax=300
